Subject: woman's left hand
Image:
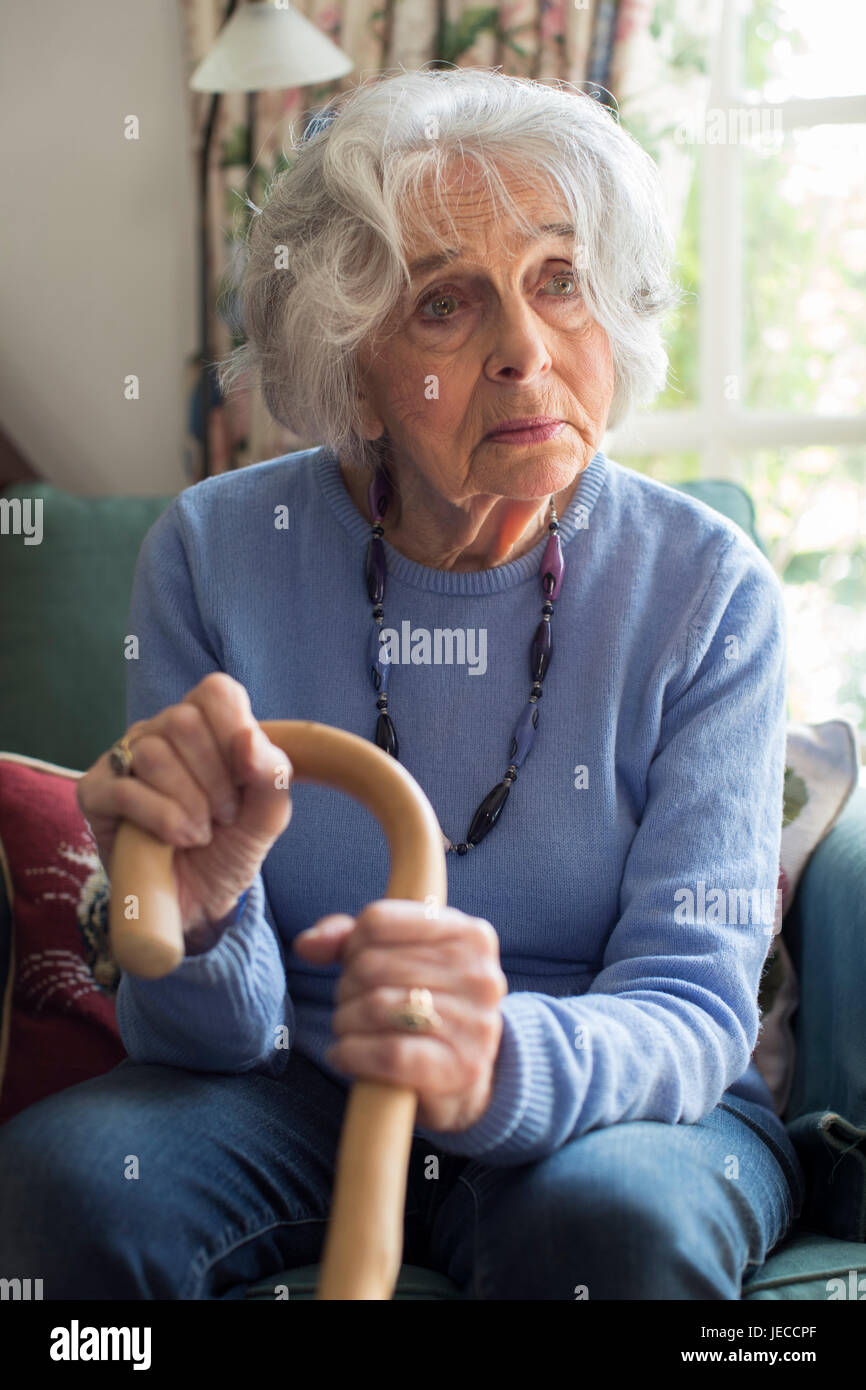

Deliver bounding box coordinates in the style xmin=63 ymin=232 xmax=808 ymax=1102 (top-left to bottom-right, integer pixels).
xmin=292 ymin=900 xmax=508 ymax=1132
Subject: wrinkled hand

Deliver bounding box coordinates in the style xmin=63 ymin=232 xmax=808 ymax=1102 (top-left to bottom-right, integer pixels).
xmin=293 ymin=900 xmax=507 ymax=1133
xmin=76 ymin=673 xmax=292 ymax=939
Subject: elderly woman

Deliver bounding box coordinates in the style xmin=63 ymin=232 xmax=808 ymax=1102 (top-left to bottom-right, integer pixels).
xmin=0 ymin=67 xmax=803 ymax=1300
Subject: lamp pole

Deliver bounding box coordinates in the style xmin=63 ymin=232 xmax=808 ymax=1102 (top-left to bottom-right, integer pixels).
xmin=190 ymin=0 xmax=352 ymax=478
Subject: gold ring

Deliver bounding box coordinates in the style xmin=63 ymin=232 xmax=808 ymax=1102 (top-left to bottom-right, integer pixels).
xmin=108 ymin=733 xmax=136 ymax=777
xmin=387 ymin=987 xmax=443 ymax=1033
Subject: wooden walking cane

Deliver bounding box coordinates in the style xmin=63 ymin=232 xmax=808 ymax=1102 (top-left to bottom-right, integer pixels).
xmin=108 ymin=719 xmax=448 ymax=1301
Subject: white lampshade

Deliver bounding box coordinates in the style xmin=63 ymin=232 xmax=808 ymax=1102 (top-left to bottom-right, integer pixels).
xmin=190 ymin=0 xmax=354 ymax=94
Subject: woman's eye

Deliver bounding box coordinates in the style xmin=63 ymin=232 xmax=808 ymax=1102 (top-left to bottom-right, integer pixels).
xmin=417 ymin=272 xmax=579 ymax=321
xmin=545 ymin=273 xmax=578 ymax=297
xmin=418 ymin=289 xmax=461 ymax=319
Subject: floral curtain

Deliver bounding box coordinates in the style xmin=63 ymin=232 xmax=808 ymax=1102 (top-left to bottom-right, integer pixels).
xmin=179 ymin=0 xmax=721 ymax=479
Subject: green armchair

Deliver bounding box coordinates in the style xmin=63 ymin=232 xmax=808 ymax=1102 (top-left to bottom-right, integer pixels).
xmin=1 ymin=469 xmax=864 ymax=1300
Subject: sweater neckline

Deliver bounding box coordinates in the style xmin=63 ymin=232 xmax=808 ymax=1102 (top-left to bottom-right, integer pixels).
xmin=315 ymin=443 xmax=608 ymax=595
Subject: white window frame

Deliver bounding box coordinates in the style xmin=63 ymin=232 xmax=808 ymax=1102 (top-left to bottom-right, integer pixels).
xmin=604 ymin=0 xmax=866 ymax=479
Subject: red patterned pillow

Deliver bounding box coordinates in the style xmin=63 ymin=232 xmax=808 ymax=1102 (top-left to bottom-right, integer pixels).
xmin=0 ymin=753 xmax=123 ymax=1125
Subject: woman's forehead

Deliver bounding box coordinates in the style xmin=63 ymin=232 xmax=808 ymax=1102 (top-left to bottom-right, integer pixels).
xmin=407 ymin=159 xmax=565 ymax=224
xmin=401 ymin=176 xmax=573 ymax=263
xmin=402 ymin=213 xmax=576 ymax=274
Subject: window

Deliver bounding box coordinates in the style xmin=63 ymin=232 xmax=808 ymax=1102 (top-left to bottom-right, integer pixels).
xmin=607 ymin=0 xmax=866 ymax=751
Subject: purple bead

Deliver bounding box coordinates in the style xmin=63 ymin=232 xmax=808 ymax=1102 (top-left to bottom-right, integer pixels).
xmin=367 ymin=624 xmax=391 ymax=693
xmin=508 ymin=700 xmax=540 ymax=768
xmin=530 ymin=619 xmax=552 ymax=682
xmin=365 ymin=536 xmax=386 ymax=604
xmin=368 ymin=469 xmax=392 ymax=524
xmin=540 ymin=531 xmax=564 ymax=599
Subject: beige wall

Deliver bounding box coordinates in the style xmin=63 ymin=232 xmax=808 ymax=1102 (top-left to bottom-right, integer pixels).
xmin=0 ymin=0 xmax=197 ymax=495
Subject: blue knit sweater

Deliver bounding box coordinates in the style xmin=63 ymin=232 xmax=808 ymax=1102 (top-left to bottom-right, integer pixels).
xmin=115 ymin=444 xmax=787 ymax=1166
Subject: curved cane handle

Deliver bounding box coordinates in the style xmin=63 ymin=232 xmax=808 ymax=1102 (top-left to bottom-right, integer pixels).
xmin=108 ymin=719 xmax=448 ymax=1301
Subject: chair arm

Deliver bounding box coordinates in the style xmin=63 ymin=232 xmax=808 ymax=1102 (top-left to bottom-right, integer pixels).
xmin=784 ymin=784 xmax=866 ymax=1125
xmin=782 ymin=783 xmax=866 ymax=1240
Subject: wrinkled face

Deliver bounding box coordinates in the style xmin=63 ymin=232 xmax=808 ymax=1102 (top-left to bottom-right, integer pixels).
xmin=355 ymin=160 xmax=615 ymax=504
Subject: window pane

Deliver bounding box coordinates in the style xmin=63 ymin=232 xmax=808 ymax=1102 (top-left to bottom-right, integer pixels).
xmin=618 ymin=117 xmax=700 ymax=413
xmin=653 ymin=163 xmax=700 ymax=412
xmin=742 ymin=123 xmax=866 ymax=415
xmin=741 ymin=0 xmax=866 ymax=102
xmin=609 ymin=452 xmax=702 ymax=486
xmin=738 ymin=446 xmax=866 ymax=737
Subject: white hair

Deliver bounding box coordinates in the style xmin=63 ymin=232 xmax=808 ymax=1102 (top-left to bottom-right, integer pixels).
xmin=219 ymin=64 xmax=681 ymax=473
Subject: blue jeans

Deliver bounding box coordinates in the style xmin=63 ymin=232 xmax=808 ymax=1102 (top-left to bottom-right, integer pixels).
xmin=0 ymin=1048 xmax=804 ymax=1300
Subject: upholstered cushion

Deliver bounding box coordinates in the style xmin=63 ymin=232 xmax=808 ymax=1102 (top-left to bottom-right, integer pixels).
xmin=0 ymin=483 xmax=173 ymax=771
xmin=243 ymin=1263 xmax=463 ymax=1300
xmin=742 ymin=1230 xmax=866 ymax=1300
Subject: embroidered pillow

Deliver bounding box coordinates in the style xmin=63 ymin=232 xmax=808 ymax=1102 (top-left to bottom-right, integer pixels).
xmin=0 ymin=753 xmax=122 ymax=1125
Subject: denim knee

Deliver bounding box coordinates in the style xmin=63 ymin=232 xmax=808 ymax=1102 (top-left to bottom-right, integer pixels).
xmin=466 ymin=1143 xmax=743 ymax=1300
xmin=0 ymin=1079 xmax=183 ymax=1299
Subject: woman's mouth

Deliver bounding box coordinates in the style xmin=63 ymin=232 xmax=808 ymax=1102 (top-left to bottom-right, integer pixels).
xmin=485 ymin=420 xmax=566 ymax=444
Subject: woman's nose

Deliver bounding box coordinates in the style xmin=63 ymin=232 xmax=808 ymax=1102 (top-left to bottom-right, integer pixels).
xmin=484 ymin=299 xmax=553 ymax=380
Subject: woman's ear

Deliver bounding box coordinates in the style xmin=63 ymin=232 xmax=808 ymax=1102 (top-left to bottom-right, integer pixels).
xmin=354 ymin=342 xmax=387 ymax=442
xmin=356 ymin=388 xmax=385 ymax=443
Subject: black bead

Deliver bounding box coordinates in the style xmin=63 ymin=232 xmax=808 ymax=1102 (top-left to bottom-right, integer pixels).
xmin=530 ymin=619 xmax=552 ymax=681
xmin=467 ymin=779 xmax=512 ymax=846
xmin=375 ymin=711 xmax=398 ymax=758
xmin=456 ymin=842 xmax=470 ymax=855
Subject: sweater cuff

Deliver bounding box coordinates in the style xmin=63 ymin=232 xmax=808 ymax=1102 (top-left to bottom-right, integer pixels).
xmin=158 ymin=877 xmax=263 ymax=979
xmin=184 ymin=888 xmax=251 ymax=957
xmin=414 ymin=992 xmax=557 ymax=1165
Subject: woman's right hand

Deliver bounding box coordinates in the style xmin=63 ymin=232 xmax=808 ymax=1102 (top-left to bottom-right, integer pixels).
xmin=76 ymin=673 xmax=293 ymax=939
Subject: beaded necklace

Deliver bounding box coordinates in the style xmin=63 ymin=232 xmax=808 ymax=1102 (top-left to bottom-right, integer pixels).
xmin=363 ymin=468 xmax=565 ymax=854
